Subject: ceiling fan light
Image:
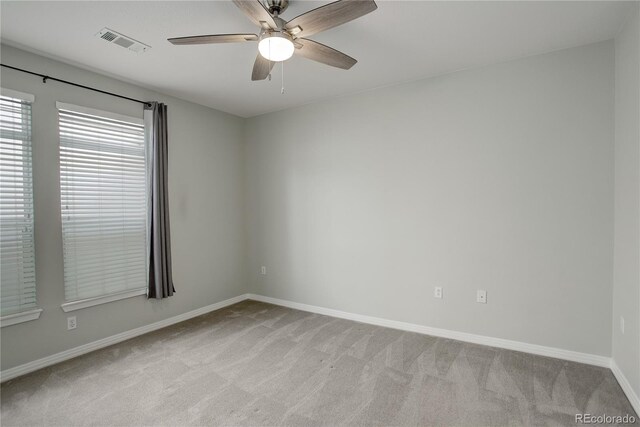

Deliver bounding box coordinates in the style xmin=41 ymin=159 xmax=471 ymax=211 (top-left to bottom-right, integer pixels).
xmin=258 ymin=32 xmax=295 ymax=62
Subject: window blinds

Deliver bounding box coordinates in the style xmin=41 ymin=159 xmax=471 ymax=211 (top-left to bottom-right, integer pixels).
xmin=58 ymin=103 xmax=147 ymax=302
xmin=0 ymin=92 xmax=36 ymax=316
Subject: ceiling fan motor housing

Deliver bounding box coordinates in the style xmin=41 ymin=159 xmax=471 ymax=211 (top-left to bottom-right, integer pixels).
xmin=264 ymin=0 xmax=289 ymax=15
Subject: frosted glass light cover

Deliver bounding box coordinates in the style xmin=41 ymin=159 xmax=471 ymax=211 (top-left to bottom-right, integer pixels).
xmin=258 ymin=34 xmax=294 ymax=62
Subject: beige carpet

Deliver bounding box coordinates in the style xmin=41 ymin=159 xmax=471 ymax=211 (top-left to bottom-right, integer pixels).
xmin=1 ymin=300 xmax=637 ymax=426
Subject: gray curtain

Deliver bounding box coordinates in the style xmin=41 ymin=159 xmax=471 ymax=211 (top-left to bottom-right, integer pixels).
xmin=144 ymin=102 xmax=174 ymax=299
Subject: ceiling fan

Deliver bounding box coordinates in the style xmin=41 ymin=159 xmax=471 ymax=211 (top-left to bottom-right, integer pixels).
xmin=168 ymin=0 xmax=377 ymax=81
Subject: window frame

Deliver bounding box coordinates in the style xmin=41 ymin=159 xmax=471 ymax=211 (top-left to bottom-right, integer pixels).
xmin=56 ymin=102 xmax=148 ymax=311
xmin=0 ymin=88 xmax=42 ymax=327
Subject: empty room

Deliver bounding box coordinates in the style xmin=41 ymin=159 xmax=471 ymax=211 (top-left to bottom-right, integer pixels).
xmin=0 ymin=0 xmax=638 ymax=426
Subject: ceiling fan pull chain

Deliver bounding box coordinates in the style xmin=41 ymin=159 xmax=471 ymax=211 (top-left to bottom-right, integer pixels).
xmin=281 ymin=61 xmax=285 ymax=94
xmin=266 ymin=40 xmax=272 ymax=81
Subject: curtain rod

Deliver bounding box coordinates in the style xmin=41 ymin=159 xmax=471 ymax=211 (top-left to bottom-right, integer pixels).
xmin=1 ymin=64 xmax=152 ymax=108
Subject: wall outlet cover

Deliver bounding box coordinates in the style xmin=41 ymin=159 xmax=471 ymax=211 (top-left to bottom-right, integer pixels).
xmin=476 ymin=290 xmax=487 ymax=304
xmin=67 ymin=316 xmax=77 ymax=330
xmin=434 ymin=286 xmax=443 ymax=299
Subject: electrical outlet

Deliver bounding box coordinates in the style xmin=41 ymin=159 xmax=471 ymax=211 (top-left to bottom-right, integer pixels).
xmin=476 ymin=290 xmax=487 ymax=304
xmin=434 ymin=286 xmax=443 ymax=299
xmin=260 ymin=266 xmax=267 ymax=275
xmin=67 ymin=316 xmax=77 ymax=330
xmin=620 ymin=316 xmax=625 ymax=335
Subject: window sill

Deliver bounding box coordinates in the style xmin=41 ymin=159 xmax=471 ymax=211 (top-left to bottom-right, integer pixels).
xmin=61 ymin=288 xmax=147 ymax=312
xmin=1 ymin=308 xmax=43 ymax=328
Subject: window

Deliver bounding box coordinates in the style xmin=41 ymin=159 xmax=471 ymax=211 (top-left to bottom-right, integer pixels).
xmin=58 ymin=103 xmax=147 ymax=306
xmin=0 ymin=89 xmax=40 ymax=323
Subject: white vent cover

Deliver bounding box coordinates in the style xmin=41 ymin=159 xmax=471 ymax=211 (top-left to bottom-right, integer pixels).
xmin=96 ymin=28 xmax=150 ymax=54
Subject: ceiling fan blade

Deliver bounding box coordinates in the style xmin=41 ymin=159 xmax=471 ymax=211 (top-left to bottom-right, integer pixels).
xmin=232 ymin=0 xmax=278 ymax=29
xmin=252 ymin=54 xmax=275 ymax=81
xmin=285 ymin=0 xmax=377 ymax=38
xmin=168 ymin=34 xmax=258 ymax=45
xmin=294 ymin=38 xmax=357 ymax=70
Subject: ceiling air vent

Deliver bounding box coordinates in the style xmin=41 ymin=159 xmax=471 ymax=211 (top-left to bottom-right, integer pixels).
xmin=96 ymin=28 xmax=150 ymax=54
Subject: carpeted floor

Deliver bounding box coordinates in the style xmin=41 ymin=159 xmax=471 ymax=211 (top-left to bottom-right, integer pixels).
xmin=1 ymin=300 xmax=637 ymax=426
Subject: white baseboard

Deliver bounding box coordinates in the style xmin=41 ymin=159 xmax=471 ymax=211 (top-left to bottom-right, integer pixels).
xmin=611 ymin=359 xmax=640 ymax=415
xmin=247 ymin=293 xmax=611 ymax=368
xmin=0 ymin=292 xmax=620 ymax=393
xmin=0 ymin=294 xmax=250 ymax=383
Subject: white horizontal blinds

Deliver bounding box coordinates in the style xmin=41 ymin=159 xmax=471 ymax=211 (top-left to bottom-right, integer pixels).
xmin=0 ymin=93 xmax=36 ymax=315
xmin=59 ymin=104 xmax=147 ymax=301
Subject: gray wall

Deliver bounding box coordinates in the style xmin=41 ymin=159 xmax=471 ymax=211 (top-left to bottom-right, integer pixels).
xmin=0 ymin=45 xmax=247 ymax=371
xmin=613 ymin=3 xmax=640 ymax=398
xmin=245 ymin=41 xmax=615 ymax=357
xmin=1 ymin=38 xmax=628 ymax=374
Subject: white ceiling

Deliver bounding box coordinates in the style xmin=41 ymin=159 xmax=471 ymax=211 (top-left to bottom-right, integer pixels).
xmin=0 ymin=1 xmax=632 ymax=117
